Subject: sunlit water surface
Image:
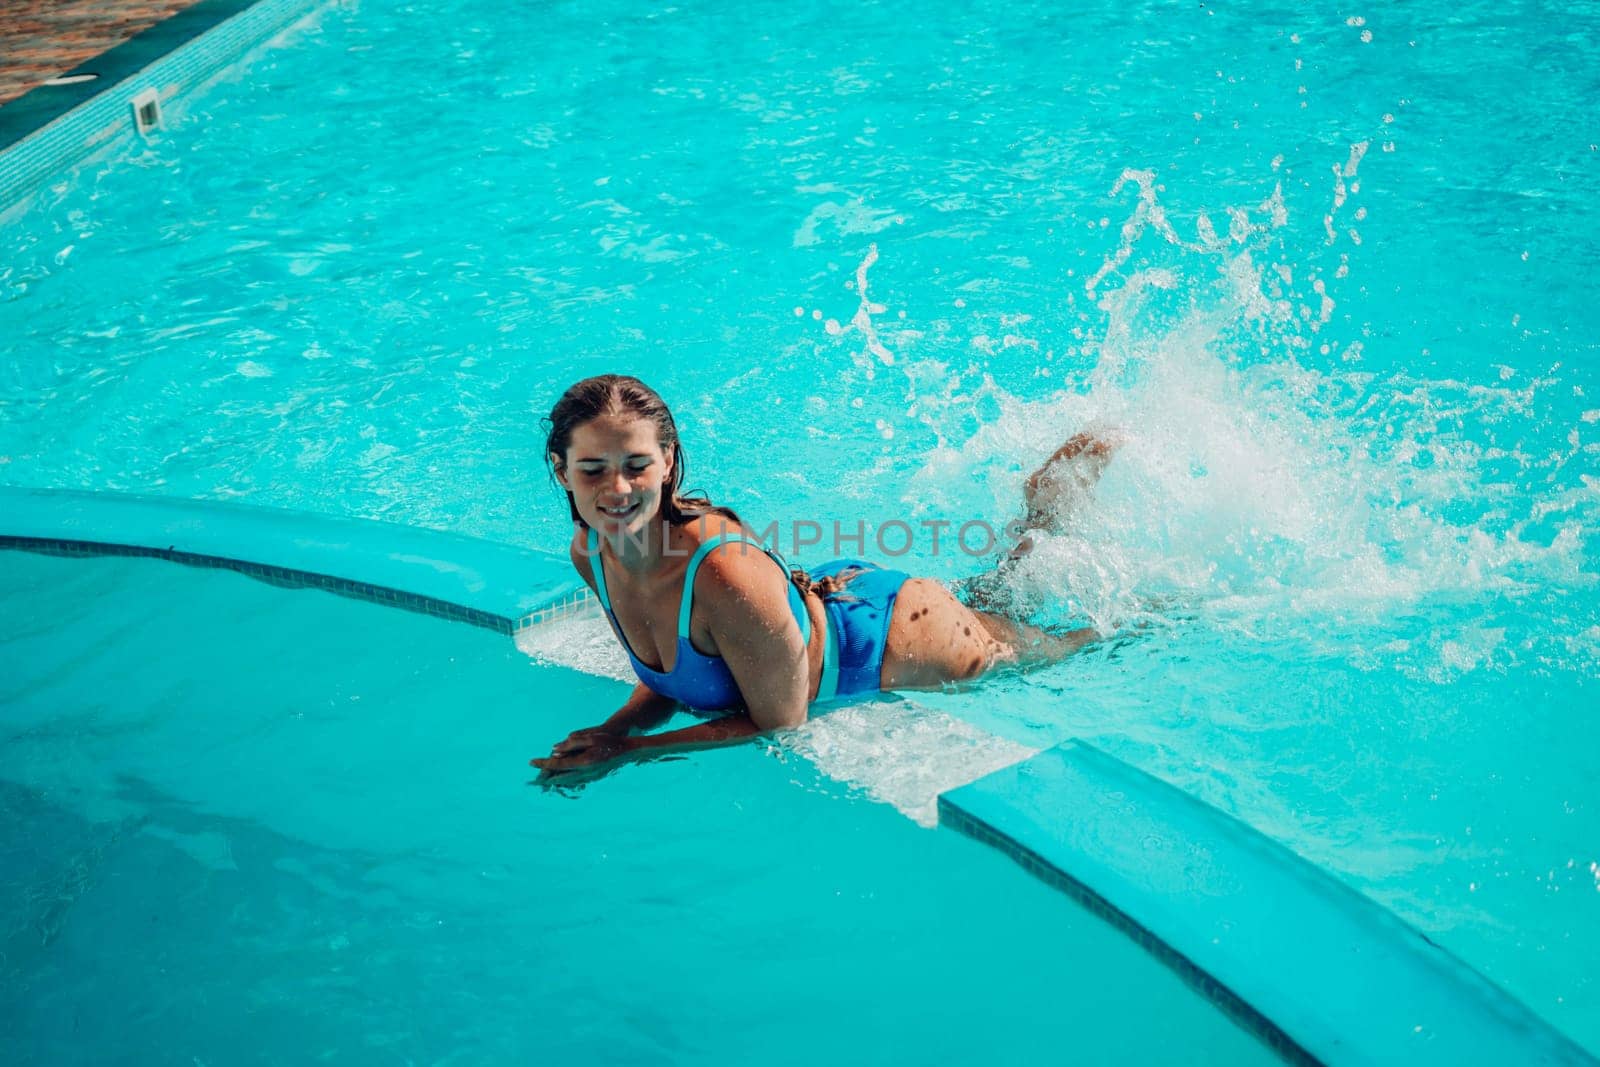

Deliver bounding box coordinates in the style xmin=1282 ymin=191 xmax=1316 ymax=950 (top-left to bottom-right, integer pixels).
xmin=1 ymin=0 xmax=1597 ymax=1051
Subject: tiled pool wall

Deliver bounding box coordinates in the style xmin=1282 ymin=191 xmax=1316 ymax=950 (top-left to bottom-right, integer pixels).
xmin=0 ymin=0 xmax=329 ymax=212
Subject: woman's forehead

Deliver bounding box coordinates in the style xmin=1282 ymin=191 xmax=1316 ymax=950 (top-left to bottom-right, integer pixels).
xmin=567 ymin=414 xmax=662 ymax=454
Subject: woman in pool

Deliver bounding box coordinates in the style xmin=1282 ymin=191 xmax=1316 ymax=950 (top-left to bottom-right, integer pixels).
xmin=531 ymin=374 xmax=1112 ymax=776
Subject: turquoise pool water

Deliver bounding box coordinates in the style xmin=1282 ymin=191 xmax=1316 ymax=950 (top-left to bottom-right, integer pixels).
xmin=0 ymin=551 xmax=1276 ymax=1063
xmin=2 ymin=0 xmax=1598 ymax=1055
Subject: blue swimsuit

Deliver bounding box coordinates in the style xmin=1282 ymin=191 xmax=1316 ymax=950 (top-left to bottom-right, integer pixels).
xmin=587 ymin=528 xmax=909 ymax=712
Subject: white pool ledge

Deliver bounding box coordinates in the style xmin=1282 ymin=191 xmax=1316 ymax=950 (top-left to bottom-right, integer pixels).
xmin=0 ymin=486 xmax=581 ymax=632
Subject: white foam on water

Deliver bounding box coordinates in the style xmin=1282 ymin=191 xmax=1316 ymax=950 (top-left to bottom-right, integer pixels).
xmin=785 ymin=702 xmax=1036 ymax=827
xmin=515 ymin=611 xmax=1033 ymax=825
xmin=514 ymin=610 xmax=631 ymax=682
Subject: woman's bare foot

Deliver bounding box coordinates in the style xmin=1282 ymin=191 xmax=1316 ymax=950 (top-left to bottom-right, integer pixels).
xmin=958 ymin=430 xmax=1124 ymax=609
xmin=1023 ymin=431 xmax=1122 ymax=530
xmin=998 ymin=431 xmax=1124 ymax=564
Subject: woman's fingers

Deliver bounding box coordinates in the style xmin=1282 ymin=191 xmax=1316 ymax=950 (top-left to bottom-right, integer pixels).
xmin=531 ymin=750 xmax=593 ymax=772
xmin=534 ymin=728 xmax=624 ymax=770
xmin=532 ymin=751 xmax=586 ymax=769
xmin=552 ymin=728 xmax=608 ymax=756
xmin=554 ymin=726 xmax=620 ymax=756
xmin=536 ymin=739 xmax=599 ymax=767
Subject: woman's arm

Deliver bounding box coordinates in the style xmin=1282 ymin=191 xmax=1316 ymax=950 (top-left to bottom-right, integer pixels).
xmin=544 ymin=528 xmax=679 ymax=746
xmin=546 ymin=683 xmax=677 ymax=759
xmin=597 ymin=684 xmax=678 ymax=735
xmin=532 ymin=713 xmax=766 ymax=776
xmin=691 ymin=542 xmax=812 ymax=729
xmin=532 ymin=542 xmax=810 ymax=775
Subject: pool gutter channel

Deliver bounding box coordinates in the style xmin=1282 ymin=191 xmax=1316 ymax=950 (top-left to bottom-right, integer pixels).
xmin=0 ymin=0 xmax=330 ymax=213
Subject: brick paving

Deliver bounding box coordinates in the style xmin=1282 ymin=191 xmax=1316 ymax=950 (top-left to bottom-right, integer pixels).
xmin=0 ymin=0 xmax=208 ymax=105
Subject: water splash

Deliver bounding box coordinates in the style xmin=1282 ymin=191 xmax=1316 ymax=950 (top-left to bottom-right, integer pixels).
xmin=891 ymin=164 xmax=1599 ymax=680
xmin=823 ymin=242 xmax=897 ymax=378
xmin=1325 ymin=140 xmax=1370 ymax=245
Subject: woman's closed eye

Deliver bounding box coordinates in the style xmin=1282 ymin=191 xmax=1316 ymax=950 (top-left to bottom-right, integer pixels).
xmin=577 ymin=459 xmax=652 ymax=478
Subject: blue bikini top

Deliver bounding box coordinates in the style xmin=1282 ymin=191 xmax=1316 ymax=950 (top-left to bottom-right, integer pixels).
xmin=588 ymin=527 xmax=812 ymax=711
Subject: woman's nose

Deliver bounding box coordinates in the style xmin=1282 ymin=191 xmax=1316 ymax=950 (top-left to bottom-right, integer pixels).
xmin=609 ymin=470 xmax=631 ymax=494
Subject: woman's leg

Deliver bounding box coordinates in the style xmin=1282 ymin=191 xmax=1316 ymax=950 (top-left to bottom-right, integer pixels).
xmin=971 ymin=607 xmax=1098 ymax=664
xmin=1011 ymin=431 xmax=1122 ymax=557
xmin=893 ymin=430 xmax=1121 ymax=684
xmin=880 ymin=579 xmax=1095 ymax=688
xmin=880 ymin=432 xmax=1121 ymax=689
xmin=962 ymin=430 xmax=1122 ymax=611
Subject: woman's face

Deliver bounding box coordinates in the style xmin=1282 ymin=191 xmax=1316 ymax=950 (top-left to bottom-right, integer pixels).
xmin=554 ymin=413 xmax=673 ymax=540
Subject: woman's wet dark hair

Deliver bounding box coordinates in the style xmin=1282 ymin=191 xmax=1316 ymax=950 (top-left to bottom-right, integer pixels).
xmin=543 ymin=374 xmax=860 ymax=602
xmin=543 ymin=374 xmax=737 ymax=529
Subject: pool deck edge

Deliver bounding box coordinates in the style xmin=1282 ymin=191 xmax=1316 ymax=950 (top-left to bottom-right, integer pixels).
xmin=0 ymin=0 xmax=328 ymax=212
xmin=0 ymin=486 xmax=585 ymax=635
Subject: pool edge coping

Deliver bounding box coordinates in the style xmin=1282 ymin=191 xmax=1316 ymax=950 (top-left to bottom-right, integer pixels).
xmin=938 ymin=740 xmax=1600 ymax=1067
xmin=937 ymin=794 xmax=1316 ymax=1066
xmin=0 ymin=486 xmax=587 ymax=635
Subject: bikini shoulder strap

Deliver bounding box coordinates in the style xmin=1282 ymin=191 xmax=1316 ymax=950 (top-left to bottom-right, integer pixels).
xmin=679 ymin=533 xmax=808 ymax=643
xmin=586 ymin=527 xmax=613 ymax=612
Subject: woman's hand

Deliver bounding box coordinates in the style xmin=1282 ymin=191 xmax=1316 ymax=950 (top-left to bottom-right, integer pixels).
xmin=532 ymin=730 xmax=636 ymax=773
xmin=549 ymin=725 xmax=622 ymax=758
xmin=530 ymin=685 xmax=676 ymax=784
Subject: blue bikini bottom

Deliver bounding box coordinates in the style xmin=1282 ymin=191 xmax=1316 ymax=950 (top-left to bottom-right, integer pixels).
xmin=809 ymin=558 xmax=911 ymax=701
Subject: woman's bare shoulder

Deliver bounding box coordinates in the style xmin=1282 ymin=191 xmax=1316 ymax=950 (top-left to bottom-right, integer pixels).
xmin=689 ymin=517 xmax=788 ymax=600
xmin=676 ymin=511 xmax=747 ymax=547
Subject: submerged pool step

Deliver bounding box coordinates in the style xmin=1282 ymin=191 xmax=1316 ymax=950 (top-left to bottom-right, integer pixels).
xmin=0 ymin=487 xmax=582 ymax=633
xmin=938 ymin=741 xmax=1596 ymax=1066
